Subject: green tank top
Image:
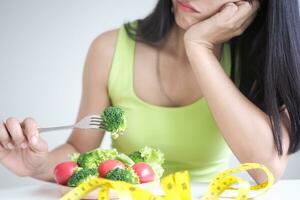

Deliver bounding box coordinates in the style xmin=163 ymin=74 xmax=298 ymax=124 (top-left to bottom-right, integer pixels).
xmin=108 ymin=24 xmax=232 ymax=182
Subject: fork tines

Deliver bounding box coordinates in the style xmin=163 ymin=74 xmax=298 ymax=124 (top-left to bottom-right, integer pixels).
xmin=89 ymin=116 xmax=102 ymax=126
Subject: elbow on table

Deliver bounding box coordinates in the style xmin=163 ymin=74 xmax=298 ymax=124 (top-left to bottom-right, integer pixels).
xmin=251 ymin=159 xmax=288 ymax=184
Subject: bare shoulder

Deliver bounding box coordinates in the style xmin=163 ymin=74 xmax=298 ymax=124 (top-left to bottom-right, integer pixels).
xmin=91 ymin=29 xmax=119 ymax=57
xmin=84 ymin=28 xmax=120 ymax=85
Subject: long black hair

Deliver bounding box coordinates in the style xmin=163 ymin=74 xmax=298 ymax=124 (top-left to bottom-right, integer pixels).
xmin=125 ymin=0 xmax=300 ymax=155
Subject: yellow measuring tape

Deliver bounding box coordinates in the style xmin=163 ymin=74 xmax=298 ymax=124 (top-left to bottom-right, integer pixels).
xmin=61 ymin=163 xmax=274 ymax=200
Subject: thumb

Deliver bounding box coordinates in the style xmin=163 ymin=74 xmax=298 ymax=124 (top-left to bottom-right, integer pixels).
xmin=28 ymin=135 xmax=48 ymax=153
xmin=21 ymin=118 xmax=48 ymax=153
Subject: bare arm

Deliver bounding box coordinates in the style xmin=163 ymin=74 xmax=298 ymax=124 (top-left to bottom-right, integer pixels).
xmin=183 ymin=1 xmax=289 ymax=183
xmin=32 ymin=30 xmax=119 ymax=181
xmin=185 ymin=45 xmax=289 ymax=183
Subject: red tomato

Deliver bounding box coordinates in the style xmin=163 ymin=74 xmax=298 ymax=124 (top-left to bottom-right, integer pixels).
xmin=98 ymin=160 xmax=125 ymax=177
xmin=132 ymin=162 xmax=155 ymax=183
xmin=54 ymin=161 xmax=78 ymax=185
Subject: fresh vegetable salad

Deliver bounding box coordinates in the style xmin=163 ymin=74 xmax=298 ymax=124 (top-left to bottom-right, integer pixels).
xmin=54 ymin=146 xmax=165 ymax=187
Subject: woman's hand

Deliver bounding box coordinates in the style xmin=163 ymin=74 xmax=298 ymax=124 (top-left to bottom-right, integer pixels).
xmin=0 ymin=117 xmax=49 ymax=177
xmin=184 ymin=0 xmax=260 ymax=50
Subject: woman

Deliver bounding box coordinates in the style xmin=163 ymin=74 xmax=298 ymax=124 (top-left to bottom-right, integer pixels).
xmin=0 ymin=0 xmax=300 ymax=184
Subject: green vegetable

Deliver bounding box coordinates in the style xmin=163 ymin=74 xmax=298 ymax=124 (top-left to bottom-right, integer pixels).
xmin=101 ymin=107 xmax=126 ymax=139
xmin=77 ymin=149 xmax=118 ymax=169
xmin=67 ymin=168 xmax=98 ymax=187
xmin=129 ymin=146 xmax=165 ymax=179
xmin=140 ymin=146 xmax=165 ymax=178
xmin=105 ymin=168 xmax=139 ymax=184
xmin=128 ymin=151 xmax=144 ymax=163
xmin=116 ymin=153 xmax=135 ymax=167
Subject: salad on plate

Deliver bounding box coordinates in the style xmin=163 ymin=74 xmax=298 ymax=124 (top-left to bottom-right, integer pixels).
xmin=54 ymin=146 xmax=165 ymax=187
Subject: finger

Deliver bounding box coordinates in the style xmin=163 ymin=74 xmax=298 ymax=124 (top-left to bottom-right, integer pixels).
xmin=0 ymin=121 xmax=14 ymax=149
xmin=242 ymin=10 xmax=257 ymax=28
xmin=28 ymin=136 xmax=48 ymax=154
xmin=233 ymin=0 xmax=260 ymax=26
xmin=217 ymin=3 xmax=239 ymax=20
xmin=5 ymin=117 xmax=27 ymax=149
xmin=209 ymin=2 xmax=239 ymax=30
xmin=234 ymin=11 xmax=258 ymax=36
xmin=22 ymin=117 xmax=39 ymax=146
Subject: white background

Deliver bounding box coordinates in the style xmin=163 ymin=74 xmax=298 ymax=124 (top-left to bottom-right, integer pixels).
xmin=0 ymin=0 xmax=299 ymax=188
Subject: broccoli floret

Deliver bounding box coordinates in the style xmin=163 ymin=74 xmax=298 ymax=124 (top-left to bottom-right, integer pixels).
xmin=67 ymin=168 xmax=98 ymax=187
xmin=128 ymin=151 xmax=145 ymax=163
xmin=77 ymin=151 xmax=98 ymax=169
xmin=105 ymin=168 xmax=139 ymax=184
xmin=101 ymin=107 xmax=126 ymax=139
xmin=77 ymin=149 xmax=118 ymax=169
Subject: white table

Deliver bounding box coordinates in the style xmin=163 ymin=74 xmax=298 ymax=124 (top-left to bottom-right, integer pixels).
xmin=0 ymin=179 xmax=299 ymax=200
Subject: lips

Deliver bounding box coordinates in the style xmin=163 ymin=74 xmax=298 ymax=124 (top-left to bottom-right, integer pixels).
xmin=177 ymin=0 xmax=199 ymax=13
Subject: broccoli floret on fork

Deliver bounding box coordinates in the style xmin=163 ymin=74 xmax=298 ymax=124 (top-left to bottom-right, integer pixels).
xmin=100 ymin=106 xmax=126 ymax=139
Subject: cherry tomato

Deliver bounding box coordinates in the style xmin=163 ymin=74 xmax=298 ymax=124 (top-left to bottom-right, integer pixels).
xmin=132 ymin=162 xmax=154 ymax=183
xmin=54 ymin=161 xmax=78 ymax=185
xmin=98 ymin=160 xmax=125 ymax=177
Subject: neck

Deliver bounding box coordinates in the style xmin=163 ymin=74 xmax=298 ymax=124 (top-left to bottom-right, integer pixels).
xmin=161 ymin=24 xmax=188 ymax=62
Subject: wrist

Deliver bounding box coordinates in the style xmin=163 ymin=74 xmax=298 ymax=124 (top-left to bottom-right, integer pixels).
xmin=31 ymin=152 xmax=54 ymax=182
xmin=184 ymin=41 xmax=214 ymax=57
xmin=184 ymin=32 xmax=214 ymax=50
xmin=184 ymin=41 xmax=215 ymax=60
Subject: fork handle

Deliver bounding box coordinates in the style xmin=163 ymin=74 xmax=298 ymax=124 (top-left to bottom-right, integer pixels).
xmin=38 ymin=125 xmax=74 ymax=133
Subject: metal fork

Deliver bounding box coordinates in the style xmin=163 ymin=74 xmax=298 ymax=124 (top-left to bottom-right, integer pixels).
xmin=38 ymin=115 xmax=102 ymax=133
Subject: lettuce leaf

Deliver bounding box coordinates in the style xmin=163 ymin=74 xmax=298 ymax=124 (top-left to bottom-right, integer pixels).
xmin=139 ymin=146 xmax=165 ymax=179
